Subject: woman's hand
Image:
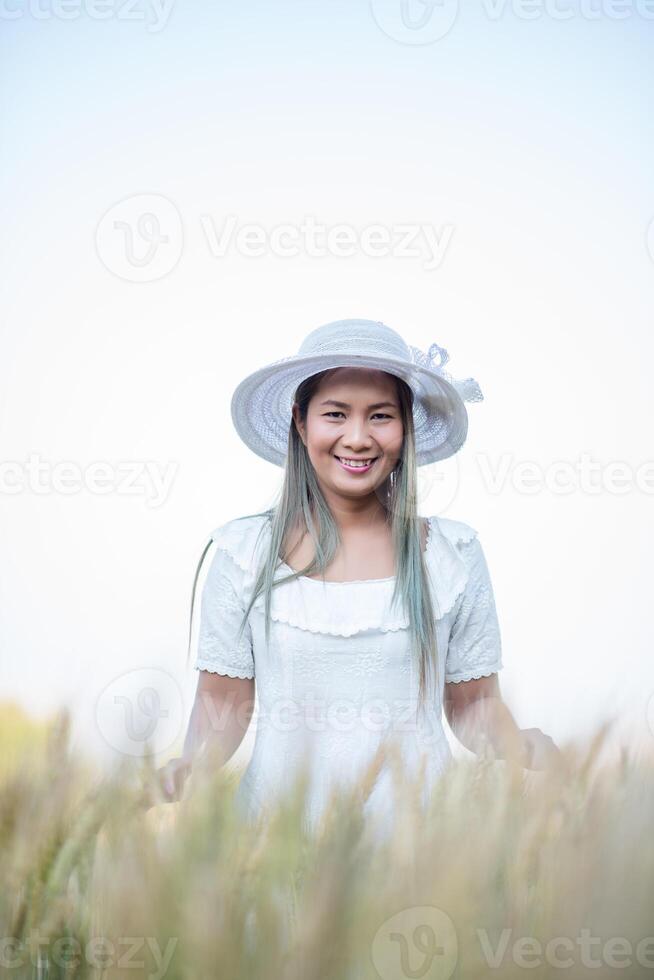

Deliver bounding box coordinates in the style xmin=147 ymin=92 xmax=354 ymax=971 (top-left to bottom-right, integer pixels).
xmin=520 ymin=727 xmax=564 ymax=771
xmin=145 ymin=757 xmax=192 ymax=808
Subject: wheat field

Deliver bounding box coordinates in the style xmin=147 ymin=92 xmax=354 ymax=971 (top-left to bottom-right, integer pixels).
xmin=1 ymin=700 xmax=653 ymax=980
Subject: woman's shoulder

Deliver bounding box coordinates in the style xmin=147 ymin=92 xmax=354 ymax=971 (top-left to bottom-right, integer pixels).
xmin=207 ymin=510 xmax=483 ymax=570
xmin=429 ymin=514 xmax=479 ymax=548
xmin=211 ymin=512 xmax=480 ymax=556
xmin=209 ymin=510 xmax=272 ymax=571
xmin=425 ymin=515 xmax=492 ymax=618
xmin=211 ymin=510 xmax=271 ymax=538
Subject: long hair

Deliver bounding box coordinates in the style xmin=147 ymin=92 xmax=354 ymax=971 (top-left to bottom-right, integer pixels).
xmin=186 ymin=368 xmax=440 ymax=716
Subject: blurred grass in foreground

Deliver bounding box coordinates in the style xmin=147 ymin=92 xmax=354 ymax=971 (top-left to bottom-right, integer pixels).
xmin=1 ymin=701 xmax=653 ymax=980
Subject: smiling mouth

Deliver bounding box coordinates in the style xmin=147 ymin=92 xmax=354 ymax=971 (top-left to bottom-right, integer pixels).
xmin=334 ymin=455 xmax=379 ymax=473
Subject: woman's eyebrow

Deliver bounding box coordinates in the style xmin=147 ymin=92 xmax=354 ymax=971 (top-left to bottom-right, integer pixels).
xmin=319 ymin=399 xmax=398 ymax=410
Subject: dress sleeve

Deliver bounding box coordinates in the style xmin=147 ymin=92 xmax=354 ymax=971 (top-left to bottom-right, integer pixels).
xmin=444 ymin=534 xmax=503 ymax=684
xmin=194 ymin=542 xmax=255 ymax=679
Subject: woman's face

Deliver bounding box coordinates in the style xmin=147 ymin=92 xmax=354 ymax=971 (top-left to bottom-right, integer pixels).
xmin=292 ymin=367 xmax=404 ymax=501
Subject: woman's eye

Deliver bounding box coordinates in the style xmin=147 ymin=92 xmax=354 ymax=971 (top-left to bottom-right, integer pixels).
xmin=324 ymin=412 xmax=392 ymax=420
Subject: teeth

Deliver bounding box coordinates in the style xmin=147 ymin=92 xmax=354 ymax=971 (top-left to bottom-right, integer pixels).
xmin=337 ymin=457 xmax=375 ymax=467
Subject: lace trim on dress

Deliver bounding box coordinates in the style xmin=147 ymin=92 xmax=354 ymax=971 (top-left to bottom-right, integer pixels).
xmin=209 ymin=513 xmax=480 ymax=638
xmin=443 ymin=666 xmax=499 ymax=684
xmin=194 ymin=659 xmax=254 ymax=679
xmin=258 ymin=579 xmax=411 ymax=636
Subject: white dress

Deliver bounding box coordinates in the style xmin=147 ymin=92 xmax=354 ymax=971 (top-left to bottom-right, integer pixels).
xmin=193 ymin=512 xmax=504 ymax=839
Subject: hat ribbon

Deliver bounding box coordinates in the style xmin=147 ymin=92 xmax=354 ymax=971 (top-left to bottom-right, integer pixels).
xmin=409 ymin=341 xmax=484 ymax=403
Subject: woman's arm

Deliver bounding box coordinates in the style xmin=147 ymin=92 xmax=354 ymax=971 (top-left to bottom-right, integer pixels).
xmin=443 ymin=673 xmax=560 ymax=770
xmin=154 ymin=670 xmax=255 ymax=802
xmin=182 ymin=669 xmax=255 ymax=770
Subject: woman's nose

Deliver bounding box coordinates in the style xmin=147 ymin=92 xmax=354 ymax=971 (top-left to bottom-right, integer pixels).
xmin=341 ymin=425 xmax=374 ymax=449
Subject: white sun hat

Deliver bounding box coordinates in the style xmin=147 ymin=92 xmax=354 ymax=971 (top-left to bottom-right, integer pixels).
xmin=230 ymin=318 xmax=484 ymax=467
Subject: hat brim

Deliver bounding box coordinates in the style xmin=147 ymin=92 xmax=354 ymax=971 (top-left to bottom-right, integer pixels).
xmin=230 ymin=352 xmax=470 ymax=467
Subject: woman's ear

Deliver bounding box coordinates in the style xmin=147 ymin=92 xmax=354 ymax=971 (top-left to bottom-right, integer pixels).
xmin=291 ymin=402 xmax=306 ymax=446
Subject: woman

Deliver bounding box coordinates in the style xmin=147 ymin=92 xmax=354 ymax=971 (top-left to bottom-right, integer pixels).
xmin=157 ymin=318 xmax=561 ymax=835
